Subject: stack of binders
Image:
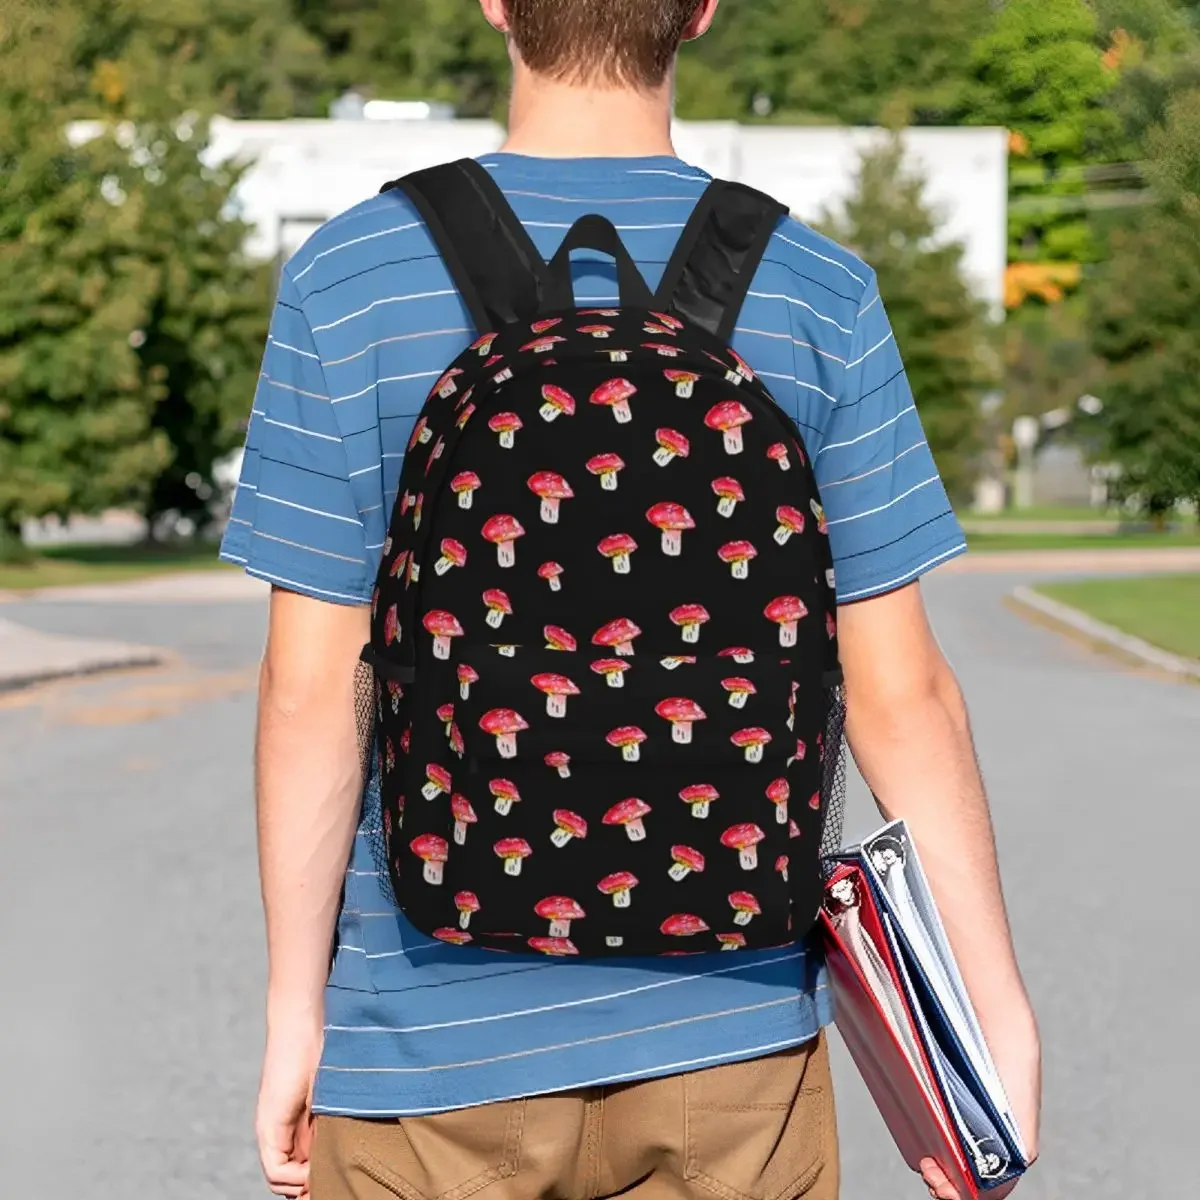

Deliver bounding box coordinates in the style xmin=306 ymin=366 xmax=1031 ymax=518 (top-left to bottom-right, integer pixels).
xmin=821 ymin=821 xmax=1030 ymax=1198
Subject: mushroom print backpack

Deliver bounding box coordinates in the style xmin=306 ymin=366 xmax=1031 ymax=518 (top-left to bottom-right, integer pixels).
xmin=361 ymin=159 xmax=846 ymax=957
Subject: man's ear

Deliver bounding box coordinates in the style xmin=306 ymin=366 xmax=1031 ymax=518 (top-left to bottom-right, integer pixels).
xmin=682 ymin=0 xmax=720 ymax=43
xmin=479 ymin=0 xmax=510 ymax=35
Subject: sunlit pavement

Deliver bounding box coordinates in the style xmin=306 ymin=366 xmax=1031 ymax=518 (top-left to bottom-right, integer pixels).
xmin=1 ymin=567 xmax=1195 ymax=1199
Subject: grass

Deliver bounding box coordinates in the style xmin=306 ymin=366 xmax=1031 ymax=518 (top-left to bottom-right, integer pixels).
xmin=1036 ymin=574 xmax=1200 ymax=661
xmin=966 ymin=530 xmax=1200 ymax=552
xmin=0 ymin=541 xmax=230 ymax=591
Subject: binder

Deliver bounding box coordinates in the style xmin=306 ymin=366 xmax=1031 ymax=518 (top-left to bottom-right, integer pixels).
xmin=821 ymin=821 xmax=1030 ymax=1197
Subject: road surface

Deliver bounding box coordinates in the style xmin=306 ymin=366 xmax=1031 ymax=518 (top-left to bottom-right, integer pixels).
xmin=1 ymin=569 xmax=1195 ymax=1199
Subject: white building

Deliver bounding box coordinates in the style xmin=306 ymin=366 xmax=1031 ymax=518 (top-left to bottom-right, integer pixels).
xmin=206 ymin=117 xmax=1008 ymax=308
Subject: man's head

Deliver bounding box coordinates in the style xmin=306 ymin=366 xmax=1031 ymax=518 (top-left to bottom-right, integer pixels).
xmin=481 ymin=0 xmax=717 ymax=91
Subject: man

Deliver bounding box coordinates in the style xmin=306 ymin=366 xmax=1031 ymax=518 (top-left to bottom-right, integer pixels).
xmin=222 ymin=3 xmax=1040 ymax=1198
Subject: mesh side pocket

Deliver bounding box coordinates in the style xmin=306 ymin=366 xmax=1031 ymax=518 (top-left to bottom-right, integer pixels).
xmin=818 ymin=684 xmax=848 ymax=862
xmin=354 ymin=658 xmax=376 ymax=786
xmin=354 ymin=661 xmax=399 ymax=903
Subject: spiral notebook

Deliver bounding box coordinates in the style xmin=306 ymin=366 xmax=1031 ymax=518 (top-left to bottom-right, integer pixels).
xmin=820 ymin=821 xmax=1029 ymax=1197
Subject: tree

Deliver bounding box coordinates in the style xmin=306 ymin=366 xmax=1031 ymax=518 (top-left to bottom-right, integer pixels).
xmin=818 ymin=138 xmax=993 ymax=502
xmin=1090 ymin=88 xmax=1200 ymax=514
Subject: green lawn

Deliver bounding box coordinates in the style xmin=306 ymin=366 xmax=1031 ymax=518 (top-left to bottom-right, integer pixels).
xmin=1037 ymin=574 xmax=1200 ymax=660
xmin=966 ymin=530 xmax=1200 ymax=552
xmin=0 ymin=541 xmax=230 ymax=591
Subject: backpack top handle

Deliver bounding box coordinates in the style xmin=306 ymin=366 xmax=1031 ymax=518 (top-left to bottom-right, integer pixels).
xmin=541 ymin=214 xmax=655 ymax=313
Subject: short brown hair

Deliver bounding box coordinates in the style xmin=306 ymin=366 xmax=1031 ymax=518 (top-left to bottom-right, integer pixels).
xmin=506 ymin=0 xmax=702 ymax=89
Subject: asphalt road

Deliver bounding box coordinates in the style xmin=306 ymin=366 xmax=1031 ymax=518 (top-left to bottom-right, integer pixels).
xmin=1 ymin=571 xmax=1196 ymax=1199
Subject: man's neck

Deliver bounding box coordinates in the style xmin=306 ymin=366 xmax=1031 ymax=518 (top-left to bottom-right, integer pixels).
xmin=499 ymin=63 xmax=677 ymax=159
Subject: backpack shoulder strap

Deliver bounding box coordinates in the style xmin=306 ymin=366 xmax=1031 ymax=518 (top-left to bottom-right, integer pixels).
xmin=655 ymin=181 xmax=789 ymax=342
xmin=382 ymin=159 xmax=550 ymax=332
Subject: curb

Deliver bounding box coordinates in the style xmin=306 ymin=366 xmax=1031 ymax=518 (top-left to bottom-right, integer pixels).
xmin=0 ymin=618 xmax=166 ymax=693
xmin=1009 ymin=586 xmax=1200 ymax=682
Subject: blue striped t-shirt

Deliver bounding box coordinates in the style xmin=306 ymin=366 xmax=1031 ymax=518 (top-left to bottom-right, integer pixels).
xmin=220 ymin=153 xmax=966 ymax=1117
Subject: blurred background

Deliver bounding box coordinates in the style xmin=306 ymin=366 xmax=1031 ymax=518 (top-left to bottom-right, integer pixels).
xmin=1 ymin=2 xmax=1198 ymax=1198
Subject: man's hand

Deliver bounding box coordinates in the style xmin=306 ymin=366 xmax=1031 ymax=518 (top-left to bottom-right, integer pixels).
xmin=255 ymin=588 xmax=371 ymax=1196
xmin=257 ymin=1011 xmax=323 ymax=1197
xmin=838 ymin=582 xmax=1041 ymax=1196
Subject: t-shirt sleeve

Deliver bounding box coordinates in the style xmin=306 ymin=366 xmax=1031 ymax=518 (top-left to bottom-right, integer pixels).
xmin=811 ymin=271 xmax=967 ymax=603
xmin=219 ymin=269 xmax=373 ymax=605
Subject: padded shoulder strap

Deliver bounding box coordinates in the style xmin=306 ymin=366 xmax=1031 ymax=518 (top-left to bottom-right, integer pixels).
xmin=382 ymin=159 xmax=550 ymax=332
xmin=655 ymin=181 xmax=789 ymax=342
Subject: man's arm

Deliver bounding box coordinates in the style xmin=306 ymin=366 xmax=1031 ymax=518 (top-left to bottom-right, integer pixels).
xmin=255 ymin=588 xmax=369 ymax=1198
xmin=838 ymin=581 xmax=1041 ymax=1196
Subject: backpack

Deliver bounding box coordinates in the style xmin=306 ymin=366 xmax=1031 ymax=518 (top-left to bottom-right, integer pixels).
xmin=360 ymin=159 xmax=846 ymax=957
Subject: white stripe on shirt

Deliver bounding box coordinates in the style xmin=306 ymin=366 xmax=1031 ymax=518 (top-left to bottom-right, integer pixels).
xmin=293 ymin=222 xmax=422 ymax=281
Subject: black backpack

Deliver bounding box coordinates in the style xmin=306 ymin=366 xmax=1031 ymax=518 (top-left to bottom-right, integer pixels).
xmin=361 ymin=159 xmax=845 ymax=957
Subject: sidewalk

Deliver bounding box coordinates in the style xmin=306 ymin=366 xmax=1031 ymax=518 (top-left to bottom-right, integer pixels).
xmin=0 ymin=617 xmax=164 ymax=692
xmin=0 ymin=569 xmax=268 ymax=605
xmin=941 ymin=546 xmax=1200 ymax=575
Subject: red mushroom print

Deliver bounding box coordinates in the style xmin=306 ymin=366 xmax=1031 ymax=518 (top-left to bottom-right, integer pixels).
xmin=767 ymin=443 xmax=792 ymax=471
xmin=604 ymin=797 xmax=651 ymax=839
xmin=764 ymin=596 xmax=808 ymax=648
xmin=598 ymin=533 xmax=638 ymax=576
xmin=717 ymin=932 xmax=747 ymax=951
xmin=646 ymin=502 xmax=695 ymax=556
xmin=578 ymin=323 xmax=614 ymax=339
xmin=731 ymin=727 xmax=773 ymax=764
xmin=642 ymin=341 xmax=684 ymax=359
xmin=455 ymin=891 xmax=480 ymax=929
xmin=602 ymin=347 xmax=631 ymax=364
xmin=826 ymin=611 xmax=837 ymax=641
xmin=544 ymin=625 xmax=577 ymax=652
xmin=591 ymin=658 xmax=630 ymax=689
xmin=535 ymin=896 xmax=585 ymax=939
xmin=597 ymin=872 xmax=638 ymax=908
xmin=650 ymin=311 xmax=684 ymax=332
xmin=481 ymin=514 xmax=525 ymax=568
xmin=592 ymin=617 xmax=641 ymax=657
xmin=656 ymin=697 xmax=707 ymax=745
xmin=670 ymin=603 xmax=710 ymax=645
xmin=705 ymin=400 xmax=753 ymax=455
xmin=436 ymin=702 xmax=455 ymax=734
xmin=653 ymin=428 xmax=690 ymax=467
xmin=538 ymin=561 xmax=564 ymax=592
xmin=532 ymin=672 xmax=580 ymax=719
xmin=711 ymin=477 xmax=745 ymax=518
xmin=774 ymin=506 xmax=806 ymax=546
xmin=384 ymin=604 xmax=400 ymax=646
xmin=776 ymin=854 xmax=790 ymax=883
xmin=789 ymin=739 xmax=808 ymax=766
xmin=728 ymin=348 xmax=755 ymax=383
xmin=719 ymin=646 xmax=756 ymax=665
xmin=606 ymin=727 xmax=648 ymax=763
xmin=423 ymin=611 xmax=463 ymax=660
xmin=668 ymin=845 xmax=706 ymax=882
xmin=448 ymin=723 xmax=465 ymax=759
xmin=721 ymin=823 xmax=766 ymax=870
xmin=455 ymin=403 xmax=476 ymax=431
xmin=527 ymin=471 xmax=574 ymax=524
xmin=722 ymin=677 xmax=757 ymax=709
xmin=408 ymin=417 xmax=432 ymax=449
xmin=435 ymin=538 xmax=468 ymax=576
xmin=530 ymin=318 xmax=562 ymax=335
xmin=527 ymin=936 xmax=579 ymax=956
xmin=479 ymin=710 xmax=529 ymax=759
xmin=680 ymin=783 xmax=718 ymax=819
xmin=421 ymin=763 xmax=452 ymax=801
xmin=434 ymin=928 xmax=473 ymax=945
xmin=766 ymin=778 xmax=790 ymax=825
xmin=718 ymin=540 xmax=758 ymax=580
xmin=660 ymin=655 xmax=697 ymax=669
xmin=643 ymin=321 xmax=674 ymax=335
xmin=587 ymin=453 xmax=625 ymax=492
xmin=386 ymin=679 xmax=403 ymax=714
xmin=410 ymin=834 xmax=449 ymax=885
xmin=660 ymin=913 xmax=709 ymax=937
xmin=488 ymin=411 xmax=523 ymax=449
xmin=664 ymin=369 xmax=700 ymax=398
xmin=729 ymin=891 xmax=762 ymax=926
xmin=457 ymin=663 xmax=478 ymax=701
xmin=580 ymin=308 xmax=620 ymax=317
xmin=470 ymin=332 xmax=498 ymax=357
xmin=809 ymin=790 xmax=822 ymax=811
xmin=451 ymin=794 xmax=477 ymax=845
xmin=789 ymin=818 xmax=801 ymax=840
xmin=590 ymin=378 xmax=638 ymax=424
xmin=550 ymin=809 xmax=588 ymax=848
xmin=811 ymin=498 xmax=829 ymax=535
xmin=384 ymin=737 xmax=396 ymax=773
xmin=495 ymin=837 xmax=532 ymax=876
xmin=435 ymin=368 xmax=464 ymax=399
xmin=489 ymin=778 xmax=521 ymax=816
xmin=521 ymin=335 xmax=566 ymax=354
xmin=539 ymin=384 xmax=576 ymax=423
xmin=544 ymin=751 xmax=571 ymax=779
xmin=412 ymin=493 xmax=424 ymax=531
xmin=482 ymin=588 xmax=512 ymax=629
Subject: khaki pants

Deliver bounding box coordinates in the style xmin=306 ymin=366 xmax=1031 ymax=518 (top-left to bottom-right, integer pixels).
xmin=311 ymin=1034 xmax=838 ymax=1200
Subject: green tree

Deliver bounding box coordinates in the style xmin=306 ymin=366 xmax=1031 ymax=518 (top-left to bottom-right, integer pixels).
xmin=819 ymin=138 xmax=993 ymax=502
xmin=1090 ymin=88 xmax=1200 ymax=514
